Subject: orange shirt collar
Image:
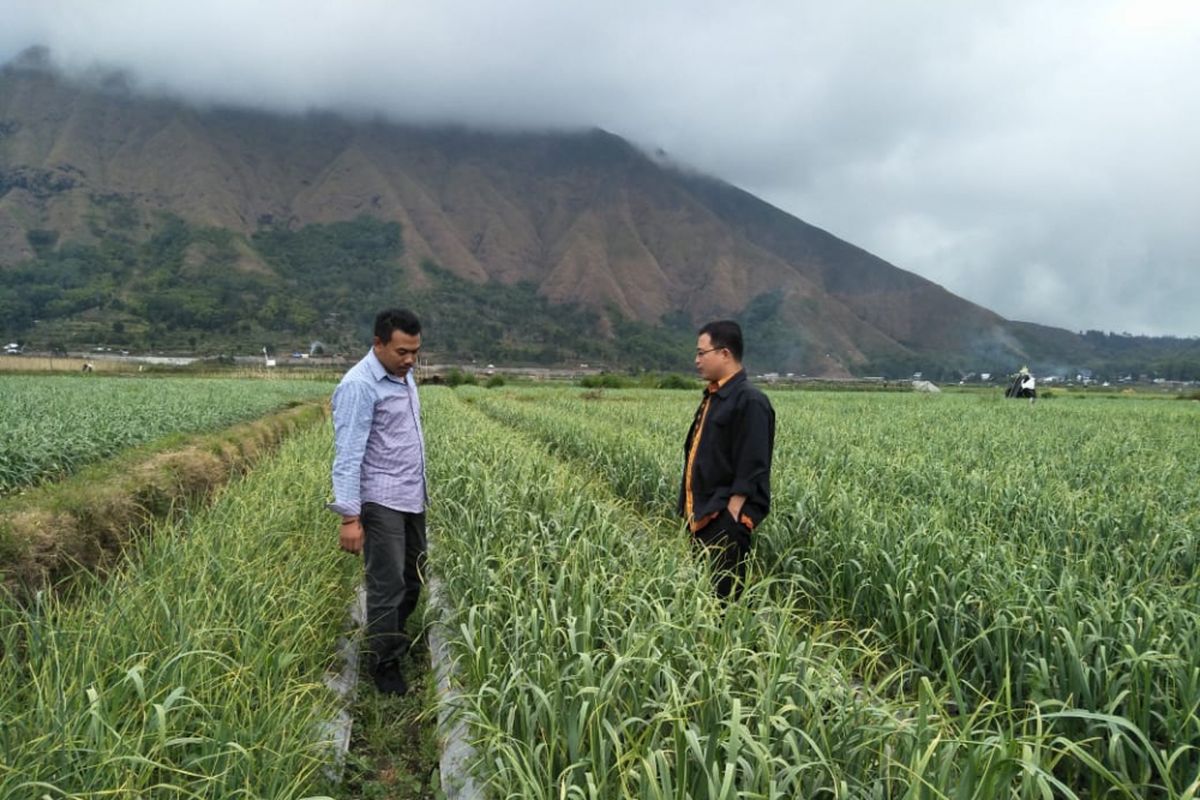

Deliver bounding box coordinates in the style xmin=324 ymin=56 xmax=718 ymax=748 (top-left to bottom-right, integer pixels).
xmin=706 ymin=370 xmax=737 ymax=394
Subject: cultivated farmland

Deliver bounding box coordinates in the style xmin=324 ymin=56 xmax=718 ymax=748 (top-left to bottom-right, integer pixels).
xmin=0 ymin=375 xmax=331 ymax=493
xmin=0 ymin=423 xmax=358 ymax=797
xmin=428 ymin=386 xmax=1200 ymax=798
xmin=1 ymin=382 xmax=1196 ymax=798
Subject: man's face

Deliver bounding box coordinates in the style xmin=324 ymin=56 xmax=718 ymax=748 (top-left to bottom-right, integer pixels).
xmin=695 ymin=333 xmax=728 ymax=382
xmin=373 ymin=329 xmax=421 ymax=377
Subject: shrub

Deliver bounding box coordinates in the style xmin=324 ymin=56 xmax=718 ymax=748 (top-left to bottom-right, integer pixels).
xmin=579 ymin=373 xmax=631 ymax=389
xmin=445 ymin=368 xmax=478 ymax=387
xmin=656 ymin=373 xmax=698 ymax=390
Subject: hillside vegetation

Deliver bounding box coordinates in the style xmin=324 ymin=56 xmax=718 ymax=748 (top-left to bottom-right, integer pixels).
xmin=2 ymin=56 xmax=1198 ymax=378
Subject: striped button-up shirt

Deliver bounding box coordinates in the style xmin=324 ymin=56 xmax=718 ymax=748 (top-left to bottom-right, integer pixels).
xmin=328 ymin=349 xmax=426 ymax=517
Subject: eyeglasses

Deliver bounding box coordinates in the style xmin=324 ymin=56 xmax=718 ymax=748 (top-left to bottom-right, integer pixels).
xmin=695 ymin=347 xmax=725 ymax=358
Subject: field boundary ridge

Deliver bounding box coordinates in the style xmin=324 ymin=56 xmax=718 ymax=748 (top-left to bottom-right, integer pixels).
xmin=0 ymin=400 xmax=328 ymax=600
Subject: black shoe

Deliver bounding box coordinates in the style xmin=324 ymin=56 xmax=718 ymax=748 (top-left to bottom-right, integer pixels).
xmin=372 ymin=660 xmax=408 ymax=696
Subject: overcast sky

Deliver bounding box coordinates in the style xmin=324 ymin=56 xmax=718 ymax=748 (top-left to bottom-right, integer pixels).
xmin=4 ymin=0 xmax=1198 ymax=336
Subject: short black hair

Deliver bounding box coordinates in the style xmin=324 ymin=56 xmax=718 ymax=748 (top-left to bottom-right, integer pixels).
xmin=374 ymin=308 xmax=421 ymax=342
xmin=698 ymin=319 xmax=743 ymax=361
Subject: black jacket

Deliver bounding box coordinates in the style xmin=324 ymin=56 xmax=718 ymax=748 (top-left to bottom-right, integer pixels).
xmin=677 ymin=370 xmax=775 ymax=529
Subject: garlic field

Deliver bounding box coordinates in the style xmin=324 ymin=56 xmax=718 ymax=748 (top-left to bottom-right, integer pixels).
xmin=0 ymin=375 xmax=331 ymax=494
xmin=428 ymin=386 xmax=1199 ymax=798
xmin=1 ymin=383 xmax=1196 ymax=798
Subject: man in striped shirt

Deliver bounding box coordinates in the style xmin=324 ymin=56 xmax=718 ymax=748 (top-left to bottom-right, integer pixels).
xmin=328 ymin=308 xmax=426 ymax=695
xmin=679 ymin=320 xmax=775 ymax=600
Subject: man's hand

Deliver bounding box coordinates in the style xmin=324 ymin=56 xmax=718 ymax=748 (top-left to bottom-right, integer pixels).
xmin=339 ymin=517 xmax=364 ymax=554
xmin=727 ymin=494 xmax=747 ymax=523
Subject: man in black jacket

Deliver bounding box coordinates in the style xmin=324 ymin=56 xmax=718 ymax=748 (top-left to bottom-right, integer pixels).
xmin=678 ymin=320 xmax=775 ymax=600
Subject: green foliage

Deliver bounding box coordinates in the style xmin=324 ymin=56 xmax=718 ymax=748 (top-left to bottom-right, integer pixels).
xmin=0 ymin=214 xmax=403 ymax=352
xmin=609 ymin=309 xmax=694 ymax=371
xmin=25 ymin=228 xmax=58 ymax=255
xmin=2 ymin=215 xmax=695 ymax=369
xmin=413 ymin=262 xmax=595 ymax=364
xmin=8 ymin=210 xmax=1196 ymax=378
xmin=443 ymin=368 xmax=478 ymax=387
xmin=1018 ymin=328 xmax=1200 ymax=382
xmin=2 ymin=214 xmax=268 ymax=347
xmin=579 ymin=372 xmax=695 ymax=390
xmin=0 ymin=425 xmax=355 ymax=797
xmin=0 ymin=375 xmax=330 ymax=494
xmin=655 ymin=372 xmax=699 ymax=390
xmin=579 ymin=372 xmax=633 ymax=389
xmin=413 ymin=264 xmax=689 ymax=370
xmin=434 ymin=386 xmax=1200 ymax=796
xmin=740 ymin=289 xmax=805 ymax=370
xmin=858 ymin=351 xmax=967 ymax=382
xmin=252 ymin=216 xmax=405 ymax=336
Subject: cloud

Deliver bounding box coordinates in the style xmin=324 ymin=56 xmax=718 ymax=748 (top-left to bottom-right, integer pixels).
xmin=3 ymin=0 xmax=1198 ymax=335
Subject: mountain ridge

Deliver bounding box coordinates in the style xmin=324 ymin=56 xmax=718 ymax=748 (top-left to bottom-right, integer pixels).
xmin=2 ymin=54 xmax=1197 ymax=378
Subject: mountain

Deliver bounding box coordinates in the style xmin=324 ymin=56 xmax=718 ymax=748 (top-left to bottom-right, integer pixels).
xmin=2 ymin=50 xmax=1197 ymax=378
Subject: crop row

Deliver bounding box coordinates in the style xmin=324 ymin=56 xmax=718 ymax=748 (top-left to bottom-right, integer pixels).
xmin=0 ymin=375 xmax=331 ymax=494
xmin=424 ymin=387 xmax=1160 ymax=798
xmin=3 ymin=381 xmax=1192 ymax=796
xmin=0 ymin=423 xmax=356 ymax=798
xmin=460 ymin=386 xmax=1200 ymax=796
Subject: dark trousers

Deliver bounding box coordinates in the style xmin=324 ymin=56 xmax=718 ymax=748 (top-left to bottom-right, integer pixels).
xmin=361 ymin=503 xmax=426 ymax=671
xmin=692 ymin=510 xmax=752 ymax=600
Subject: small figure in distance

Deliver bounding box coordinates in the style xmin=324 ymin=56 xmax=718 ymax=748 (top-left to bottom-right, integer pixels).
xmin=1019 ymin=367 xmax=1037 ymax=404
xmin=1004 ymin=366 xmax=1037 ymax=404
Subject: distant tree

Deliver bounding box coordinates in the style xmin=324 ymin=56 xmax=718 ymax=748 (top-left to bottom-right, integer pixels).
xmin=444 ymin=368 xmax=478 ymax=387
xmin=580 ymin=373 xmax=632 ymax=389
xmin=657 ymin=373 xmax=698 ymax=390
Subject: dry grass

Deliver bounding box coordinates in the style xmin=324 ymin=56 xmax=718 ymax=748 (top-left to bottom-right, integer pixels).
xmin=0 ymin=355 xmax=140 ymax=373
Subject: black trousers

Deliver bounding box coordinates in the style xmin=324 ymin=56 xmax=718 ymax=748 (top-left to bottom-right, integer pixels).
xmin=361 ymin=503 xmax=427 ymax=671
xmin=692 ymin=509 xmax=752 ymax=600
